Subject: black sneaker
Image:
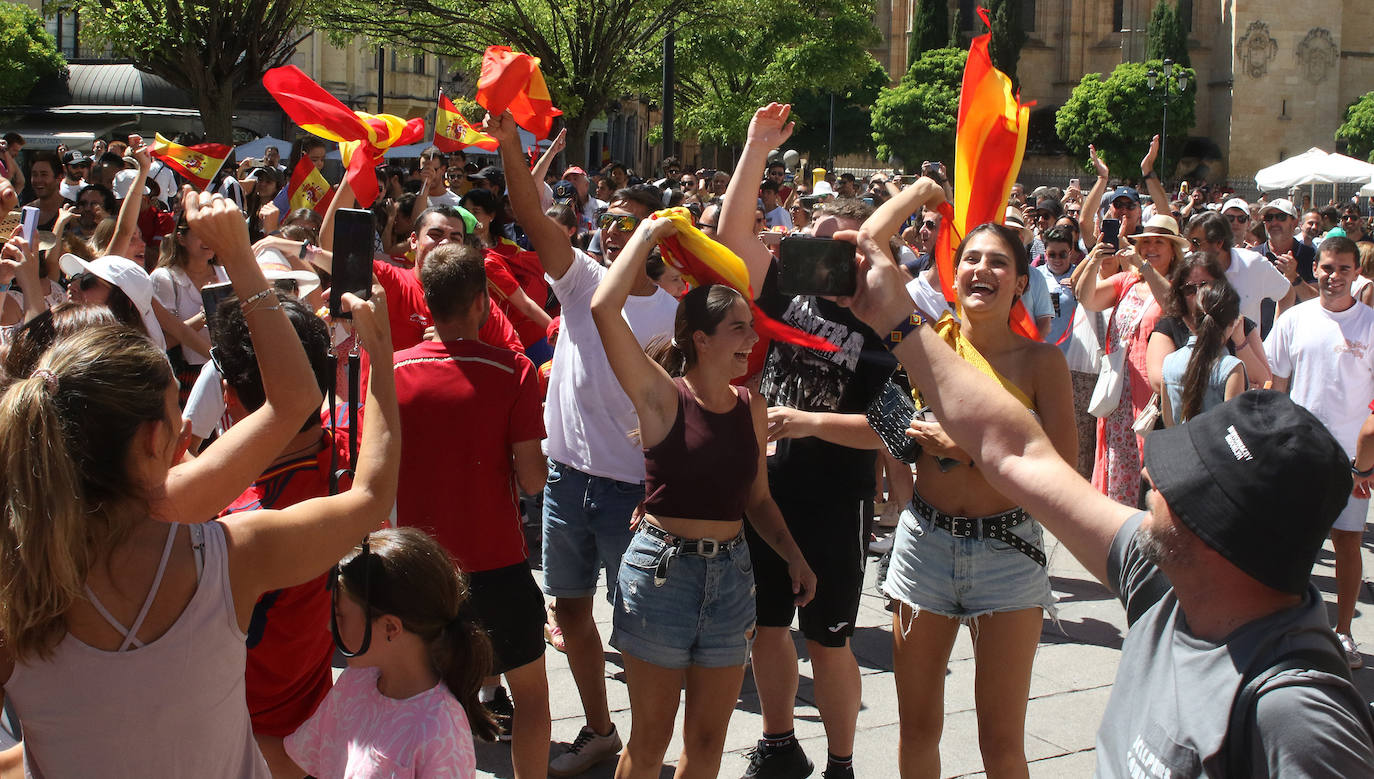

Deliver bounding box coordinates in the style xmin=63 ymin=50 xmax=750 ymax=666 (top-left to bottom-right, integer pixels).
xmin=821 ymin=764 xmax=854 ymax=779
xmin=742 ymin=738 xmax=814 ymax=779
xmin=484 ymin=687 xmax=514 ymax=742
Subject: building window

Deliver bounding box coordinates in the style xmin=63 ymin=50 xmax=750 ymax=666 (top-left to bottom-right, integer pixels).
xmin=45 ymin=12 xmax=80 ymax=59
xmin=1113 ymin=0 xmax=1125 ymax=32
xmin=413 ymin=54 xmax=425 ymax=75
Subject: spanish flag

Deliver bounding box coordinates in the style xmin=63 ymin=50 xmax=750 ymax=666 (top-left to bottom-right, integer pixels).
xmin=934 ymin=7 xmax=1038 ymax=341
xmin=147 ymin=133 xmax=230 ymax=191
xmin=287 ymin=155 xmax=334 ymax=215
xmin=434 ymin=92 xmax=497 ymax=152
xmin=262 ymin=66 xmax=426 ymax=207
xmin=475 ymin=45 xmax=562 ymax=139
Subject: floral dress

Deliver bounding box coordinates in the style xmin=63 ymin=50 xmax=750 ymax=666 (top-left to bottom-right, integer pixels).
xmin=1091 ymin=273 xmax=1162 ymax=507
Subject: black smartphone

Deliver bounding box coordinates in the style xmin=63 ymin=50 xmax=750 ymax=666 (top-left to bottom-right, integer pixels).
xmin=330 ymin=208 xmax=375 ymax=319
xmin=1100 ymin=218 xmax=1121 ymax=248
xmin=200 ymin=282 xmax=236 ymax=340
xmin=778 ymin=236 xmax=857 ymax=297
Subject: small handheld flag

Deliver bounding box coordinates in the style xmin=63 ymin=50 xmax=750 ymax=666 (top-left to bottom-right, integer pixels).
xmin=434 ymin=92 xmax=498 ymax=152
xmin=287 ymin=156 xmax=334 ymax=215
xmin=147 ymin=133 xmax=230 ymax=191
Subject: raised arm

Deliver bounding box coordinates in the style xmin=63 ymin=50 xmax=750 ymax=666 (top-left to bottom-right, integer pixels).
xmin=105 ymin=140 xmax=151 ymax=258
xmin=589 ymin=217 xmax=679 ymax=446
xmin=0 ymin=232 xmax=48 ymax=322
xmin=846 ymin=230 xmax=1134 ymax=585
xmin=319 ymin=178 xmax=355 ymax=254
xmin=1073 ymin=242 xmax=1125 ymax=311
xmin=530 ymin=128 xmax=566 ymax=186
xmin=720 ymin=104 xmax=794 ymax=294
xmin=1139 ymin=136 xmax=1173 ymax=216
xmin=862 ymin=176 xmax=946 ymax=243
xmin=1080 ymin=145 xmax=1110 ymax=250
xmin=160 ymin=187 xmax=323 ymax=522
xmin=486 ymin=111 xmax=575 ymax=279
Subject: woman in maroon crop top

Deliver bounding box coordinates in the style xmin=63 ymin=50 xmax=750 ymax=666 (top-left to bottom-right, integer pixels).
xmin=590 ymin=214 xmax=815 ymax=779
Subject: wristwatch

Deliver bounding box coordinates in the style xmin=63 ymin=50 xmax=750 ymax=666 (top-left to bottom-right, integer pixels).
xmin=1353 ymin=460 xmax=1374 ymax=479
xmin=884 ymin=311 xmax=927 ymax=351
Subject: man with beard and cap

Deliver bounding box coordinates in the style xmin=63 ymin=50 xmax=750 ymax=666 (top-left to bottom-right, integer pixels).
xmin=1254 ymin=198 xmax=1318 ymax=331
xmin=841 ymin=231 xmax=1374 ymax=778
xmin=487 ymin=110 xmax=678 ymax=776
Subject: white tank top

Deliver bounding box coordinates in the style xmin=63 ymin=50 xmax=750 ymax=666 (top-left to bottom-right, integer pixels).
xmin=6 ymin=521 xmax=270 ymax=778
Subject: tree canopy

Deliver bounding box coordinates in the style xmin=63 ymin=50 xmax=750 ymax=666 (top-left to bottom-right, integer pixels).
xmin=986 ymin=0 xmax=1026 ymax=92
xmin=870 ymin=47 xmax=965 ymax=168
xmin=0 ymin=2 xmax=66 ymax=106
xmin=786 ymin=60 xmax=889 ymax=162
xmin=1146 ymin=0 xmax=1190 ymax=67
xmin=1337 ymin=92 xmax=1374 ymax=164
xmin=908 ymin=0 xmax=949 ymax=69
xmin=1055 ymin=60 xmax=1197 ymax=176
xmin=58 ymin=0 xmax=307 ymax=141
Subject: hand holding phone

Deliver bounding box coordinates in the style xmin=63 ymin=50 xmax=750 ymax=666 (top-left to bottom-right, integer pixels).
xmin=329 ymin=208 xmax=375 ymax=319
xmin=20 ymin=206 xmax=40 ymax=246
xmin=778 ymin=236 xmax=857 ymax=297
xmin=1100 ymin=218 xmax=1121 ymax=249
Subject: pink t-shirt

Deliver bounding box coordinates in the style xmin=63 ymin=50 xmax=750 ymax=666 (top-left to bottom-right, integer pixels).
xmin=284 ymin=666 xmax=475 ymax=778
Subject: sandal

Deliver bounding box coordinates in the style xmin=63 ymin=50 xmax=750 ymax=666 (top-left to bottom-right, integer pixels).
xmin=544 ymin=612 xmax=567 ymax=653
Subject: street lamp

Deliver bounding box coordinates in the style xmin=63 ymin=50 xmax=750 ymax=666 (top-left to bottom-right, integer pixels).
xmin=1146 ymin=58 xmax=1189 ymax=185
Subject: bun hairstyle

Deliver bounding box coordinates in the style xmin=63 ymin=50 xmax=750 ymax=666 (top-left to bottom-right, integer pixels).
xmin=646 ymin=283 xmax=745 ymax=377
xmin=1178 ymin=277 xmax=1241 ymax=422
xmin=0 ymin=325 xmax=174 ymax=660
xmin=333 ymin=528 xmax=499 ymax=742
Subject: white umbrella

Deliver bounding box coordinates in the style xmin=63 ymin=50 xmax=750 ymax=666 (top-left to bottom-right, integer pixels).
xmin=234 ymin=135 xmax=290 ymax=161
xmin=1254 ymin=148 xmax=1338 ymax=190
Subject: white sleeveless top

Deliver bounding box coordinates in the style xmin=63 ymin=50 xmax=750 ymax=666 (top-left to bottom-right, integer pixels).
xmin=6 ymin=521 xmax=270 ymax=778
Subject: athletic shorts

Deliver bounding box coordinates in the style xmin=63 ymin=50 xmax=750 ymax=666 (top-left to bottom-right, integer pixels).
xmin=468 ymin=562 xmax=547 ymax=675
xmin=746 ymin=491 xmax=867 ymax=647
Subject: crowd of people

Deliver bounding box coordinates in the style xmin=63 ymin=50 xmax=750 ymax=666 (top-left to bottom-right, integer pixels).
xmin=0 ymin=96 xmax=1373 ymax=779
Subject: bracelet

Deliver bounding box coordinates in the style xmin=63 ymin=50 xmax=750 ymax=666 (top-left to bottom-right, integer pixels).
xmin=243 ymin=301 xmax=282 ymax=315
xmin=1142 ymin=171 xmax=1157 ymax=181
xmin=239 ymin=287 xmax=274 ymax=308
xmin=884 ymin=310 xmax=927 ymax=351
xmin=1353 ymin=460 xmax=1374 ymax=479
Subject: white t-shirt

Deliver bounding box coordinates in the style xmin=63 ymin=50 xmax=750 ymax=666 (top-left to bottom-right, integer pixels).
xmin=1226 ymin=246 xmax=1290 ymax=327
xmin=59 ymin=179 xmax=84 ymax=201
xmin=426 ymin=189 xmax=463 ymax=208
xmin=544 ymin=248 xmax=678 ymax=483
xmin=150 ymin=264 xmax=229 ymax=365
xmin=764 ymin=205 xmax=793 ymax=230
xmin=1264 ymin=298 xmax=1374 ymax=456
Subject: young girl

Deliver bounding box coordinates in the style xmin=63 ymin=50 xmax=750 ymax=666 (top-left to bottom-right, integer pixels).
xmin=1160 ymin=278 xmax=1247 ymax=425
xmin=284 ymin=527 xmax=498 ymax=778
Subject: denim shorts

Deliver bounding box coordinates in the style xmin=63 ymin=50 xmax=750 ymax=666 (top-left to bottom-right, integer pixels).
xmin=882 ymin=497 xmax=1055 ymax=622
xmin=542 ymin=459 xmax=643 ymax=600
xmin=610 ymin=528 xmax=757 ymax=669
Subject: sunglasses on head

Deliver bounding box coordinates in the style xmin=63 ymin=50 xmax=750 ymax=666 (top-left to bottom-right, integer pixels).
xmin=328 ymin=536 xmax=374 ymax=658
xmin=1182 ymin=281 xmax=1207 ymax=296
xmin=597 ymin=213 xmax=639 ymax=232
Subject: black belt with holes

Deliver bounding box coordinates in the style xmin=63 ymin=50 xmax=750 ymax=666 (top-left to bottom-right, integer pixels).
xmin=639 ymin=523 xmax=747 ymax=587
xmin=912 ymin=493 xmax=1046 ymax=567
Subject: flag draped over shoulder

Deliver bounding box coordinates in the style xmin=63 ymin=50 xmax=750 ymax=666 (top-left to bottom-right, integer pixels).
xmin=651 ymin=208 xmax=837 ymax=353
xmin=147 ymin=133 xmax=230 ymax=190
xmin=934 ymin=7 xmax=1038 ymax=341
xmin=287 ymin=155 xmax=334 ymax=215
xmin=434 ymin=92 xmax=498 ymax=152
xmin=262 ymin=66 xmax=425 ymax=207
xmin=475 ymin=46 xmax=562 ymax=139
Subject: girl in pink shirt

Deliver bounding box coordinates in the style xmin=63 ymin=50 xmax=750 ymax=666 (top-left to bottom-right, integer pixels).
xmin=285 ymin=528 xmax=498 ymax=777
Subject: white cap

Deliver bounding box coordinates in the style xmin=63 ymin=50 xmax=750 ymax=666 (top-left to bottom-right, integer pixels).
xmin=1260 ymin=198 xmax=1299 ymax=218
xmin=254 ymin=247 xmax=320 ymax=298
xmin=111 ymin=169 xmax=150 ymax=200
xmin=59 ymin=254 xmax=165 ymax=350
xmin=812 ymin=180 xmax=834 ymax=197
xmin=1221 ymin=197 xmax=1250 ymax=215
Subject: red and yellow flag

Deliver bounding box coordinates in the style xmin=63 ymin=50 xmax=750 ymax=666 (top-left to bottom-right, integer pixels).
xmin=262 ymin=66 xmax=425 ymax=207
xmin=434 ymin=92 xmax=497 ymax=152
xmin=147 ymin=133 xmax=230 ymax=190
xmin=934 ymin=7 xmax=1038 ymax=340
xmin=287 ymin=155 xmax=334 ymax=215
xmin=476 ymin=46 xmax=562 ymax=139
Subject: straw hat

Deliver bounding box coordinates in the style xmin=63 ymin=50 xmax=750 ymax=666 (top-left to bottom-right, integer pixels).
xmin=1126 ymin=214 xmax=1189 ymax=253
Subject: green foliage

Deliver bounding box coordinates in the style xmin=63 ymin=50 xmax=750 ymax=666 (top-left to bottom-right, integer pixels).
xmin=1337 ymin=92 xmax=1374 ymax=163
xmin=908 ymin=0 xmax=948 ymax=69
xmin=871 ymin=47 xmax=965 ymax=167
xmin=1055 ymin=60 xmax=1197 ymax=174
xmin=0 ymin=2 xmax=66 ymax=105
xmin=1146 ymin=0 xmax=1189 ymax=67
xmin=986 ymin=0 xmax=1026 ymax=92
xmin=788 ymin=59 xmax=888 ymax=160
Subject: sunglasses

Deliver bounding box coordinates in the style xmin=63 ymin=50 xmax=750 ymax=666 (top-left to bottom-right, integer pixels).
xmin=76 ymin=273 xmax=105 ymax=291
xmin=1341 ymin=214 xmax=1360 ymax=221
xmin=922 ymin=220 xmax=938 ymax=230
xmin=328 ymin=536 xmax=374 ymax=658
xmin=597 ymin=213 xmax=639 ymax=232
xmin=1113 ymin=201 xmax=1139 ymax=211
xmin=1182 ymin=282 xmax=1207 ymax=296
xmin=1226 ymin=214 xmax=1250 ymax=224
xmin=1261 ymin=213 xmax=1290 ymax=223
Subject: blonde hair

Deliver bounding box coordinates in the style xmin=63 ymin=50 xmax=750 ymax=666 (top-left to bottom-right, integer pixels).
xmin=1357 ymin=241 xmax=1374 ymax=280
xmin=0 ymin=326 xmax=173 ymax=660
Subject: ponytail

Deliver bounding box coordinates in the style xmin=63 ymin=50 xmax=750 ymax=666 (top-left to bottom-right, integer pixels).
xmin=1178 ymin=280 xmax=1240 ymax=422
xmin=646 ymin=335 xmax=688 ymax=377
xmin=647 ymin=284 xmax=747 ymax=379
xmin=434 ymin=605 xmax=498 ymax=742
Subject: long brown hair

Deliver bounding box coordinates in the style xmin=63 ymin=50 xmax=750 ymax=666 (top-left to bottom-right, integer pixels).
xmin=334 ymin=528 xmax=499 ymax=741
xmin=0 ymin=326 xmax=174 ymax=660
xmin=1178 ymin=278 xmax=1241 ymax=422
xmin=646 ymin=283 xmax=745 ymax=377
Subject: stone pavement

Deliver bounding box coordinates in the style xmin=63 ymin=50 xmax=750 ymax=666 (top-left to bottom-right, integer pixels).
xmin=477 ymin=518 xmax=1374 ymax=778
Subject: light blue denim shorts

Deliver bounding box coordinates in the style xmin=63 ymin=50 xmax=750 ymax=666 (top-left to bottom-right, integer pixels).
xmin=882 ymin=496 xmax=1056 ymax=621
xmin=541 ymin=459 xmax=643 ymax=600
xmin=610 ymin=527 xmax=757 ymax=669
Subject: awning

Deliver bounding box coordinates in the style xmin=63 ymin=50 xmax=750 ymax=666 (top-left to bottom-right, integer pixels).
xmin=0 ymin=117 xmax=134 ymax=150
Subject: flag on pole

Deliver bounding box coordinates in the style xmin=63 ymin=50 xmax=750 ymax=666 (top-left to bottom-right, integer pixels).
xmin=147 ymin=133 xmax=231 ymax=190
xmin=475 ymin=46 xmax=562 ymax=139
xmin=434 ymin=92 xmax=497 ymax=152
xmin=262 ymin=66 xmax=425 ymax=207
xmin=287 ymin=156 xmax=334 ymax=215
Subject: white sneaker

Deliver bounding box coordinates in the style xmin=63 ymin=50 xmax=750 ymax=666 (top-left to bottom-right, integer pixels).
xmin=549 ymin=724 xmax=622 ymax=776
xmin=868 ymin=533 xmax=894 ymax=555
xmin=1339 ymin=633 xmax=1364 ymax=670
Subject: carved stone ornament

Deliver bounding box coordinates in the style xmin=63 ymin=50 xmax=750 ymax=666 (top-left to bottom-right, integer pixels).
xmin=1296 ymin=28 xmax=1337 ymax=85
xmin=1237 ymin=20 xmax=1279 ymax=79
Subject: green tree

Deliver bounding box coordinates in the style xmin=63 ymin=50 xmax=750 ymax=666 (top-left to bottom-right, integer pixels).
xmin=871 ymin=47 xmax=965 ymax=167
xmin=311 ymin=0 xmax=716 ymax=167
xmin=58 ymin=0 xmax=307 ymax=141
xmin=1146 ymin=0 xmax=1190 ymax=67
xmin=986 ymin=0 xmax=1026 ymax=92
xmin=1337 ymin=92 xmax=1374 ymax=163
xmin=1055 ymin=60 xmax=1197 ymax=175
xmin=787 ymin=59 xmax=889 ymax=161
xmin=0 ymin=2 xmax=66 ymax=106
xmin=907 ymin=0 xmax=949 ymax=69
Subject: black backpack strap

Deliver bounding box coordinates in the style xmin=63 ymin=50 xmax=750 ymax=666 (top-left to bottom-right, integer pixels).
xmin=1225 ymin=646 xmax=1372 ymax=776
xmin=327 ymin=337 xmax=361 ymax=496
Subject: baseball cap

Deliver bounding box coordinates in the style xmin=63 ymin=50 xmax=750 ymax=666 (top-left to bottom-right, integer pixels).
xmin=1260 ymin=198 xmax=1299 ymax=219
xmin=562 ymin=166 xmax=587 ymax=177
xmin=1032 ymin=197 xmax=1063 ymax=218
xmin=111 ymin=169 xmax=151 ymax=200
xmin=470 ymin=165 xmax=505 ymax=190
xmin=58 ymin=254 xmax=165 ymax=350
xmin=61 ymin=150 xmax=90 ymax=166
xmin=1221 ymin=197 xmax=1250 ymax=215
xmin=552 ymin=180 xmax=576 ymax=205
xmin=1143 ymin=391 xmax=1352 ymax=595
xmin=1108 ymin=186 xmax=1139 ymax=205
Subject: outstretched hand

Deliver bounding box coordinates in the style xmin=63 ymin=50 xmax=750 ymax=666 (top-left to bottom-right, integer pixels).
xmin=1089 ymin=144 xmax=1109 ymax=179
xmin=1141 ymin=134 xmax=1160 ymax=176
xmin=482 ymin=111 xmax=521 ymax=147
xmin=747 ymin=103 xmax=795 ymax=149
xmin=180 ymin=185 xmax=252 ymax=263
xmin=837 ymin=230 xmax=918 ymax=336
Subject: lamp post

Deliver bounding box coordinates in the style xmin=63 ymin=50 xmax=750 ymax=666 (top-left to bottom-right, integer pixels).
xmin=1146 ymin=58 xmax=1189 ymax=185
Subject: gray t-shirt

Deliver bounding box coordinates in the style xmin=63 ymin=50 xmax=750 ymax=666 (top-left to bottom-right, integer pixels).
xmin=1097 ymin=513 xmax=1374 ymax=777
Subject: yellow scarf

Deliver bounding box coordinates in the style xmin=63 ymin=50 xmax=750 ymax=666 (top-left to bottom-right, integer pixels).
xmin=912 ymin=313 xmax=1034 ymax=411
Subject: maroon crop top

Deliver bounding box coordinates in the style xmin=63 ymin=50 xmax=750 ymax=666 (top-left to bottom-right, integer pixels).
xmin=642 ymin=378 xmax=759 ymax=522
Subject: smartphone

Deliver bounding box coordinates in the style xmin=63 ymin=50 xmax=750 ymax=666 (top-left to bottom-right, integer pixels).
xmin=778 ymin=236 xmax=857 ymax=297
xmin=200 ymin=281 xmax=237 ymax=340
xmin=1069 ymin=178 xmax=1080 ymax=189
xmin=20 ymin=205 xmax=40 ymax=245
xmin=1100 ymin=218 xmax=1121 ymax=248
xmin=330 ymin=208 xmax=375 ymax=319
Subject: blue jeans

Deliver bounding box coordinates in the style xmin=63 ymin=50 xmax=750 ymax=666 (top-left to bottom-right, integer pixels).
xmin=541 ymin=459 xmax=643 ymax=600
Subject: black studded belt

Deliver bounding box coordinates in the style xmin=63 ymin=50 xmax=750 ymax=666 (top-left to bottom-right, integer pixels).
xmin=911 ymin=493 xmax=1046 ymax=567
